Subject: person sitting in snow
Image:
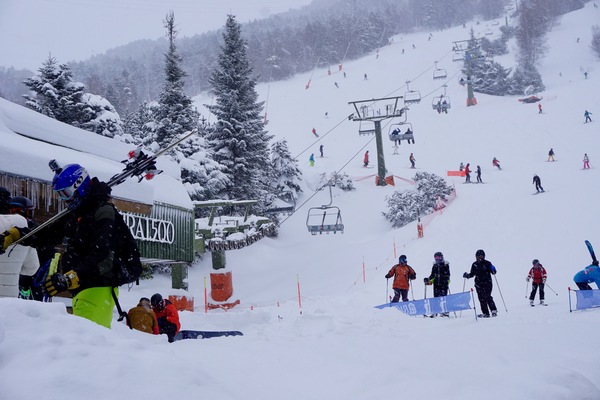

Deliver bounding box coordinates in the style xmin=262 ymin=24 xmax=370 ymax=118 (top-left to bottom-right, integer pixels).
xmin=151 ymin=293 xmax=181 ymax=342
xmin=128 ymin=297 xmax=159 ymax=334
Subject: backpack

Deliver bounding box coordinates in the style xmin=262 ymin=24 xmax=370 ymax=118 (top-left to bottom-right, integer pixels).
xmin=110 ymin=206 xmax=143 ymax=287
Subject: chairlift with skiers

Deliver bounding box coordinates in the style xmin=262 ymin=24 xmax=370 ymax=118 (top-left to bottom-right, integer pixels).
xmin=388 ymin=122 xmax=414 ymax=145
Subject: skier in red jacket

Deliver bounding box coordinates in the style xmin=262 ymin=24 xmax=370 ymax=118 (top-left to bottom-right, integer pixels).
xmin=527 ymin=259 xmax=548 ymax=306
xmin=464 ymin=163 xmax=471 ymax=183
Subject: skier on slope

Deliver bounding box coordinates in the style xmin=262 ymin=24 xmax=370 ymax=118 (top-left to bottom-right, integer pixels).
xmin=583 ymin=153 xmax=590 ymax=169
xmin=584 ymin=110 xmax=592 ymax=123
xmin=364 ymin=151 xmax=369 ymax=167
xmin=476 ymin=165 xmax=482 ymax=183
xmin=527 ymin=259 xmax=548 ymax=306
xmin=464 ymin=163 xmax=471 ymax=183
xmin=492 ymin=157 xmax=501 ymax=170
xmin=409 ymin=153 xmax=416 ymax=169
xmin=533 ymin=174 xmax=544 ymax=193
xmin=463 ymin=249 xmax=498 ymax=318
xmin=425 ymin=251 xmax=451 ymax=316
xmin=385 ymin=255 xmax=416 ymax=302
xmin=547 ymin=148 xmax=555 ymax=162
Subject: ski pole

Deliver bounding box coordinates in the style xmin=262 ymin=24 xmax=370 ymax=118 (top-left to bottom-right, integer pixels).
xmin=460 ymin=278 xmax=467 ymax=318
xmin=386 ymin=278 xmax=390 ymax=305
xmin=525 ymin=280 xmax=529 ymax=298
xmin=494 ymin=275 xmax=508 ymax=312
xmin=410 ymin=281 xmax=414 ymax=301
xmin=545 ymin=282 xmax=558 ymax=296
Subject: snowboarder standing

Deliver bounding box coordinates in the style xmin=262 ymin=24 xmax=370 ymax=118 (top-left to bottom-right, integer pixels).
xmin=425 ymin=252 xmax=451 ymax=316
xmin=476 ymin=165 xmax=482 ymax=183
xmin=527 ymin=259 xmax=547 ymax=306
xmin=547 ymin=148 xmax=555 ymax=162
xmin=533 ymin=174 xmax=544 ymax=193
xmin=363 ymin=151 xmax=369 ymax=167
xmin=584 ymin=110 xmax=592 ymax=123
xmin=492 ymin=157 xmax=501 ymax=170
xmin=409 ymin=153 xmax=416 ymax=169
xmin=463 ymin=249 xmax=498 ymax=318
xmin=385 ymin=255 xmax=417 ymax=302
xmin=583 ymin=153 xmax=590 ymax=169
xmin=464 ymin=163 xmax=471 ymax=183
xmin=309 ymin=153 xmax=315 ymax=167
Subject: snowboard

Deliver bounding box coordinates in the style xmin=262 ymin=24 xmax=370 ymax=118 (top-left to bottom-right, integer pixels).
xmin=532 ymin=190 xmax=547 ymax=195
xmin=585 ymin=240 xmax=597 ymax=264
xmin=173 ymin=330 xmax=244 ymax=341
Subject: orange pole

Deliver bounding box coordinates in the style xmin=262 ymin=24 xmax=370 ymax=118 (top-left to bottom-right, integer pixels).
xmin=297 ymin=274 xmax=302 ymax=314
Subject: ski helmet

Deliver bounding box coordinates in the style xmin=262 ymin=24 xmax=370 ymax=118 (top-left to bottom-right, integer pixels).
xmin=52 ymin=164 xmax=91 ymax=210
xmin=0 ymin=187 xmax=11 ymax=214
xmin=151 ymin=293 xmax=164 ymax=310
xmin=399 ymin=255 xmax=407 ymax=264
xmin=9 ymin=196 xmax=35 ymax=218
xmin=532 ymin=259 xmax=539 ymax=265
xmin=434 ymin=251 xmax=444 ymax=262
xmin=475 ymin=249 xmax=485 ymax=259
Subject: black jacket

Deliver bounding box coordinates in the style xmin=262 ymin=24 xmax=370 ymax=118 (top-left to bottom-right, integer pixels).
xmin=465 ymin=259 xmax=495 ymax=288
xmin=428 ymin=261 xmax=450 ymax=289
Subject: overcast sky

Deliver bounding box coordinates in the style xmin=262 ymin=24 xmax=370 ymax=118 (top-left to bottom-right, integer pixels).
xmin=0 ymin=0 xmax=314 ymax=71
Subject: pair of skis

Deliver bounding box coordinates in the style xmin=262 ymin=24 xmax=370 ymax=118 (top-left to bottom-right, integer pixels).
xmin=8 ymin=130 xmax=197 ymax=251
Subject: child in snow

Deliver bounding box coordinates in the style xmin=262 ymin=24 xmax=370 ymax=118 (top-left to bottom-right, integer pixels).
xmin=385 ymin=255 xmax=417 ymax=302
xmin=363 ymin=151 xmax=369 ymax=167
xmin=583 ymin=153 xmax=590 ymax=169
xmin=464 ymin=163 xmax=471 ymax=183
xmin=573 ymin=260 xmax=600 ymax=290
xmin=309 ymin=153 xmax=315 ymax=167
xmin=527 ymin=260 xmax=547 ymax=306
xmin=547 ymin=148 xmax=555 ymax=162
xmin=584 ymin=110 xmax=592 ymax=123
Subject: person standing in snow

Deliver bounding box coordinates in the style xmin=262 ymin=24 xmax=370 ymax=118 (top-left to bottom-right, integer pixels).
xmin=583 ymin=153 xmax=590 ymax=169
xmin=0 ymin=188 xmax=39 ymax=299
xmin=151 ymin=293 xmax=181 ymax=343
xmin=464 ymin=163 xmax=471 ymax=183
xmin=584 ymin=110 xmax=592 ymax=123
xmin=128 ymin=297 xmax=159 ymax=334
xmin=463 ymin=249 xmax=498 ymax=318
xmin=533 ymin=174 xmax=544 ymax=193
xmin=425 ymin=251 xmax=451 ymax=316
xmin=476 ymin=165 xmax=482 ymax=183
xmin=309 ymin=153 xmax=315 ymax=167
xmin=527 ymin=259 xmax=547 ymax=306
xmin=385 ymin=255 xmax=417 ymax=302
xmin=364 ymin=151 xmax=369 ymax=167
xmin=547 ymin=148 xmax=555 ymax=162
xmin=459 ymin=162 xmax=464 ymax=171
xmin=409 ymin=153 xmax=416 ymax=169
xmin=492 ymin=157 xmax=501 ymax=170
xmin=538 ymin=103 xmax=543 ymax=114
xmin=319 ymin=144 xmax=324 ymax=158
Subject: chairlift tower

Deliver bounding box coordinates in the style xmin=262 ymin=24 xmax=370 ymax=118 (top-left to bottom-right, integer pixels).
xmin=348 ymin=96 xmax=404 ymax=186
xmin=453 ymin=39 xmax=480 ymax=107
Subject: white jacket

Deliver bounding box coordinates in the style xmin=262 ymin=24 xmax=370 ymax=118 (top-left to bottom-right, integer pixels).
xmin=0 ymin=214 xmax=40 ymax=298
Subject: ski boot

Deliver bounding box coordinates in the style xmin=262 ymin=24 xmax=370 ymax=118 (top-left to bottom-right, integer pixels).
xmin=491 ymin=310 xmax=498 ymax=317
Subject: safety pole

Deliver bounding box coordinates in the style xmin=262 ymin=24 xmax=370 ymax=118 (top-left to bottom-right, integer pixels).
xmin=568 ymin=287 xmax=573 ymax=312
xmin=362 ymin=257 xmax=366 ymax=283
xmin=204 ymin=277 xmax=208 ymax=313
xmin=460 ymin=278 xmax=467 ymax=318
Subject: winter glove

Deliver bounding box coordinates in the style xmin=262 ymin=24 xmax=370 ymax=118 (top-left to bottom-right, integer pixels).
xmin=1 ymin=227 xmax=24 ymax=252
xmin=423 ymin=277 xmax=429 ymax=283
xmin=526 ymin=277 xmax=530 ymax=282
xmin=490 ymin=266 xmax=497 ymax=275
xmin=593 ymin=260 xmax=599 ymax=266
xmin=542 ymin=278 xmax=546 ymax=284
xmin=45 ymin=270 xmax=80 ymax=296
xmin=385 ymin=274 xmax=391 ymax=279
xmin=463 ymin=272 xmax=469 ymax=279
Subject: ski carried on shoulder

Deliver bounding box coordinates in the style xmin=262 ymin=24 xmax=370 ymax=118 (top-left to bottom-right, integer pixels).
xmin=8 ymin=130 xmax=197 ymax=250
xmin=174 ymin=330 xmax=244 ymax=341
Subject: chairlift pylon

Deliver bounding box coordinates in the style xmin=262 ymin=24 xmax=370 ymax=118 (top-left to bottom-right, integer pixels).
xmin=306 ymin=183 xmax=344 ymax=235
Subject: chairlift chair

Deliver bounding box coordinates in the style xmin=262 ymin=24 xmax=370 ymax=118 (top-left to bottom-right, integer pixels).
xmin=432 ymin=96 xmax=451 ymax=111
xmin=452 ymin=51 xmax=465 ymax=62
xmin=404 ymin=81 xmax=421 ymax=105
xmin=306 ymin=184 xmax=344 ymax=235
xmin=388 ymin=122 xmax=414 ymax=145
xmin=433 ymin=68 xmax=447 ymax=80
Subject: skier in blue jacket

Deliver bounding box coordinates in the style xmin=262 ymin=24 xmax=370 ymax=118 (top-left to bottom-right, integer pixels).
xmin=573 ymin=261 xmax=600 ymax=290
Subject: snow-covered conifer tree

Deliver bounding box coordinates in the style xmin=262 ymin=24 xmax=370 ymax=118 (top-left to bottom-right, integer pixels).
xmin=205 ymin=14 xmax=274 ymax=207
xmin=270 ymin=139 xmax=302 ymax=203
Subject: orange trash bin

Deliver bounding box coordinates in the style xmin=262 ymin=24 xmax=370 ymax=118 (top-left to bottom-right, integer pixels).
xmin=210 ymin=271 xmax=234 ymax=302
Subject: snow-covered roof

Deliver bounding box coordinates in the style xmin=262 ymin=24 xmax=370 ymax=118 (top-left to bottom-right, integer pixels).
xmin=0 ymin=97 xmax=192 ymax=209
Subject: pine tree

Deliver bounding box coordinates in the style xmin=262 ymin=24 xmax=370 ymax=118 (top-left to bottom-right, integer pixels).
xmin=78 ymin=93 xmax=124 ymax=137
xmin=592 ymin=26 xmax=600 ymax=60
xmin=23 ymin=55 xmax=86 ymax=124
xmin=153 ymin=11 xmax=199 ymax=148
xmin=270 ymin=139 xmax=303 ymax=204
xmin=205 ymin=14 xmax=274 ymax=208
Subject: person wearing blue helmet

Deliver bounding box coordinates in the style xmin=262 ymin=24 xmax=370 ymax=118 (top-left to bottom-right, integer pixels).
xmin=0 ymin=163 xmax=127 ymax=328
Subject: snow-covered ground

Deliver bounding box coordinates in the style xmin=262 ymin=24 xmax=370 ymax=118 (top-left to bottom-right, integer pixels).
xmin=1 ymin=3 xmax=600 ymax=400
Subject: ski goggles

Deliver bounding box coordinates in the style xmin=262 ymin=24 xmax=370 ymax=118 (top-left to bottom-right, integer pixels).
xmin=56 ymin=186 xmax=77 ymax=201
xmin=434 ymin=256 xmax=444 ymax=262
